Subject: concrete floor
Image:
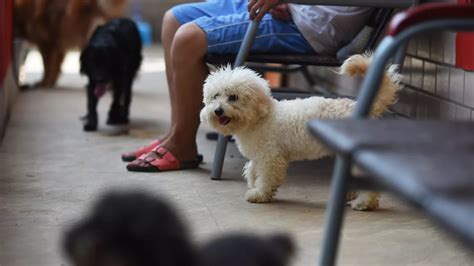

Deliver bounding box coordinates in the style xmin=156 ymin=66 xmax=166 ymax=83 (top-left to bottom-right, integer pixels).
xmin=1 ymin=47 xmax=473 ymax=266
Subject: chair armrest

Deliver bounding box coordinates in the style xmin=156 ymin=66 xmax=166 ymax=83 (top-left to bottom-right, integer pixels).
xmin=388 ymin=3 xmax=474 ymax=36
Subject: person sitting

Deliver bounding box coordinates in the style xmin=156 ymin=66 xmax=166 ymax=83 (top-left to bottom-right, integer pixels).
xmin=122 ymin=0 xmax=373 ymax=172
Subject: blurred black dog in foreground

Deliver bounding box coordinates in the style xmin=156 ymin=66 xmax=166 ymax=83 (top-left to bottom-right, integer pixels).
xmin=200 ymin=233 xmax=294 ymax=266
xmin=63 ymin=190 xmax=294 ymax=266
xmin=80 ymin=18 xmax=142 ymax=131
xmin=63 ymin=191 xmax=196 ymax=266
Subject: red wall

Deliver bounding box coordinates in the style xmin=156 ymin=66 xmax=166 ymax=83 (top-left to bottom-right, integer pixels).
xmin=0 ymin=0 xmax=13 ymax=86
xmin=456 ymin=0 xmax=474 ymax=71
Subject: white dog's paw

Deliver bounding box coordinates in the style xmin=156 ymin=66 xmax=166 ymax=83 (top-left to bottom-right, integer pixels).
xmin=346 ymin=191 xmax=358 ymax=202
xmin=349 ymin=192 xmax=380 ymax=211
xmin=245 ymin=188 xmax=274 ymax=203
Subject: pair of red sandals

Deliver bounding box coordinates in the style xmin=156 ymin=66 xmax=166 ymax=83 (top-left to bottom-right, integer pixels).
xmin=122 ymin=139 xmax=203 ymax=172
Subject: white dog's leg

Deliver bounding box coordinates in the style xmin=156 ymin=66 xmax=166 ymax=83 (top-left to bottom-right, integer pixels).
xmin=346 ymin=191 xmax=359 ymax=202
xmin=349 ymin=191 xmax=380 ymax=211
xmin=348 ymin=165 xmax=380 ymax=210
xmin=245 ymin=158 xmax=289 ymax=203
xmin=243 ymin=160 xmax=257 ymax=188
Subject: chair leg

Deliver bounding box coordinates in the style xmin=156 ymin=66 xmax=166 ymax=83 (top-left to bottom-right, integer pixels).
xmin=301 ymin=66 xmax=316 ymax=87
xmin=209 ymin=21 xmax=259 ymax=180
xmin=210 ymin=134 xmax=231 ymax=180
xmin=319 ymin=156 xmax=352 ymax=266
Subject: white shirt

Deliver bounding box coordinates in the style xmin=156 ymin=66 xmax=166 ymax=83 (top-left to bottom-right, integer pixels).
xmin=288 ymin=5 xmax=373 ymax=55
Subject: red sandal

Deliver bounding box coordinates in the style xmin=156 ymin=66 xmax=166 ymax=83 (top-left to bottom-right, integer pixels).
xmin=121 ymin=139 xmax=161 ymax=162
xmin=126 ymin=146 xmax=203 ymax=172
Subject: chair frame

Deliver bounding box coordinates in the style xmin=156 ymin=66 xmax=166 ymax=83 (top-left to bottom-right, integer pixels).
xmin=317 ymin=4 xmax=474 ymax=265
xmin=209 ymin=0 xmax=417 ymax=180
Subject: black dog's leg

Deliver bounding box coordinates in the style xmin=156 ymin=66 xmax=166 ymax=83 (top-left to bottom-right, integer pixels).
xmin=83 ymin=82 xmax=98 ymax=131
xmin=120 ymin=75 xmax=134 ymax=122
xmin=107 ymin=80 xmax=128 ymax=125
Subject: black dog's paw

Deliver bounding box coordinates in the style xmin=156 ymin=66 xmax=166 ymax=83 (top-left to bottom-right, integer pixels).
xmin=84 ymin=123 xmax=98 ymax=132
xmin=82 ymin=114 xmax=98 ymax=131
xmin=19 ymin=82 xmax=43 ymax=91
xmin=107 ymin=112 xmax=129 ymax=125
xmin=201 ymin=232 xmax=295 ymax=266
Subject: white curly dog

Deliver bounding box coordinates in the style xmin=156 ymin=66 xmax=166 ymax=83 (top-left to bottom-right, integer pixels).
xmin=200 ymin=54 xmax=402 ymax=210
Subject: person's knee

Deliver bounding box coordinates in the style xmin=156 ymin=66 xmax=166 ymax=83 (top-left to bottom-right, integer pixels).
xmin=172 ymin=23 xmax=207 ymax=59
xmin=163 ymin=10 xmax=177 ymax=29
xmin=162 ymin=10 xmax=179 ymax=38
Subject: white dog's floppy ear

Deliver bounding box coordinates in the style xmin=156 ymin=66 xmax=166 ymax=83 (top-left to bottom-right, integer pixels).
xmin=243 ymin=69 xmax=272 ymax=119
xmin=254 ymin=88 xmax=272 ymax=119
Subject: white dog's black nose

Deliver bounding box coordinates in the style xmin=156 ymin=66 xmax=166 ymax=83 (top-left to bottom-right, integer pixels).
xmin=214 ymin=107 xmax=224 ymax=117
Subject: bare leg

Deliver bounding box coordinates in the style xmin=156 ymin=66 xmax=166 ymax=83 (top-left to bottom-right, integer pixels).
xmin=160 ymin=22 xmax=208 ymax=160
xmin=128 ymin=22 xmax=208 ymax=167
xmin=159 ymin=11 xmax=182 ymax=142
xmin=40 ymin=46 xmax=65 ymax=88
xmin=122 ymin=12 xmax=181 ymax=160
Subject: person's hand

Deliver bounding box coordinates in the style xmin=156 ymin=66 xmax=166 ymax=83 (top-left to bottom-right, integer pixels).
xmin=270 ymin=4 xmax=291 ymax=21
xmin=248 ymin=0 xmax=279 ymax=21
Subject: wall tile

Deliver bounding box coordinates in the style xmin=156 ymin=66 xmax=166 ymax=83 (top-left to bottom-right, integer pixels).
xmin=430 ymin=33 xmax=444 ymax=62
xmin=440 ymin=100 xmax=456 ymax=120
xmin=443 ymin=32 xmax=456 ymax=65
xmin=416 ymin=93 xmax=440 ymax=119
xmin=392 ymin=88 xmax=417 ymax=118
xmin=407 ymin=39 xmax=417 ymax=55
xmin=449 ymin=68 xmax=465 ymax=104
xmin=464 ymin=71 xmax=474 ymax=108
xmin=455 ymin=105 xmax=471 ymax=120
xmin=411 ymin=58 xmax=423 ymax=89
xmin=281 ymin=7 xmax=474 ymax=122
xmin=417 ymin=34 xmax=430 ymax=59
xmin=401 ymin=56 xmax=412 ymax=85
xmin=423 ymin=62 xmax=436 ymax=94
xmin=436 ymin=65 xmax=450 ymax=98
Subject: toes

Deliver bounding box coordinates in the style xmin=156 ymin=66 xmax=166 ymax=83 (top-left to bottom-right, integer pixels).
xmin=129 ymin=159 xmax=149 ymax=168
xmin=139 ymin=160 xmax=151 ymax=168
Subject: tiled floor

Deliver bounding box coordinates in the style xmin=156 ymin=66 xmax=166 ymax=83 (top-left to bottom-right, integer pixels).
xmin=0 ymin=47 xmax=473 ymax=265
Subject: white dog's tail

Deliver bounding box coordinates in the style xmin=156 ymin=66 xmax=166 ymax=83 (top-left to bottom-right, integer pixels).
xmin=339 ymin=53 xmax=403 ymax=117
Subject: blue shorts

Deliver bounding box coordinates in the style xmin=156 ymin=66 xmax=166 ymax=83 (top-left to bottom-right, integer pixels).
xmin=171 ymin=0 xmax=315 ymax=54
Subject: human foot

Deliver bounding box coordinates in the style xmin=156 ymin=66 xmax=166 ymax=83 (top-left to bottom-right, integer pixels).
xmin=126 ymin=146 xmax=203 ymax=172
xmin=121 ymin=139 xmax=162 ymax=162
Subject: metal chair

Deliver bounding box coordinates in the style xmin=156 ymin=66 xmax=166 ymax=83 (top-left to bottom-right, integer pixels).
xmin=307 ymin=3 xmax=474 ymax=265
xmin=207 ymin=0 xmax=417 ymax=180
xmin=206 ymin=8 xmax=393 ymax=99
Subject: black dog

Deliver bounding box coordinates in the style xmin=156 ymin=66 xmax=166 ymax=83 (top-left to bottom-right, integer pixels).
xmin=201 ymin=232 xmax=294 ymax=266
xmin=80 ymin=18 xmax=142 ymax=131
xmin=63 ymin=190 xmax=295 ymax=266
xmin=63 ymin=190 xmax=197 ymax=266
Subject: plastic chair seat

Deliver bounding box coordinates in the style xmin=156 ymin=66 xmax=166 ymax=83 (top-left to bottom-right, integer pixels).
xmin=308 ymin=119 xmax=474 ymax=248
xmin=355 ymin=147 xmax=474 ymax=247
xmin=308 ymin=119 xmax=474 ymax=154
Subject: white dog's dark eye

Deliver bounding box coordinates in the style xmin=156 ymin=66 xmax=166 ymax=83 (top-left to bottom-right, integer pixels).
xmin=213 ymin=93 xmax=220 ymax=99
xmin=228 ymin=95 xmax=238 ymax=102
